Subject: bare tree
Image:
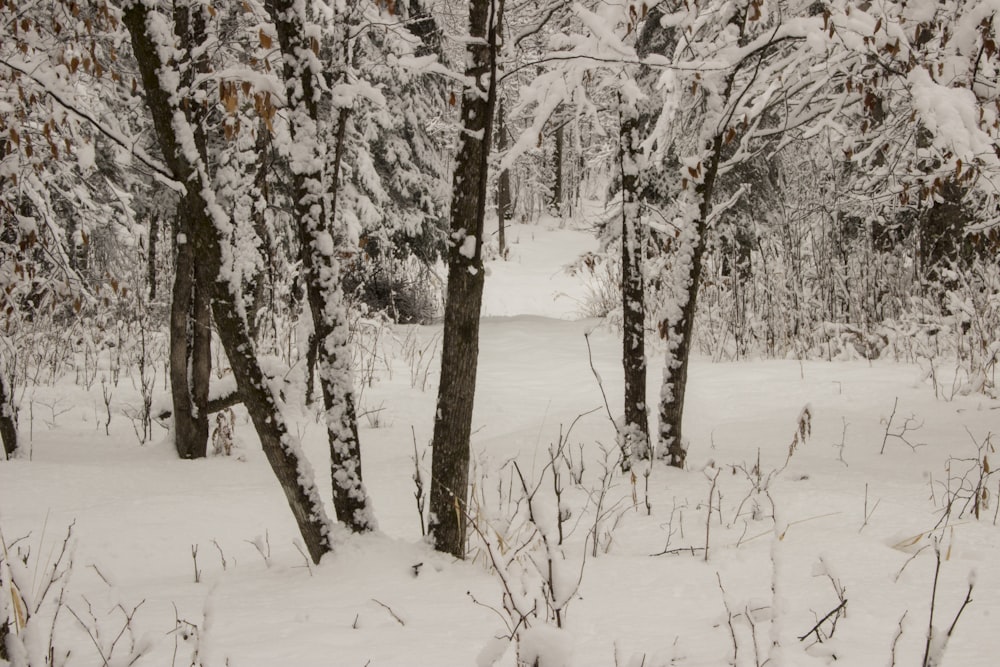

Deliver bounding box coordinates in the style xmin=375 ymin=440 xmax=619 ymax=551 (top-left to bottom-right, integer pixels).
xmin=265 ymin=0 xmax=375 ymax=533
xmin=122 ymin=0 xmax=333 ymax=563
xmin=429 ymin=0 xmax=504 ymax=557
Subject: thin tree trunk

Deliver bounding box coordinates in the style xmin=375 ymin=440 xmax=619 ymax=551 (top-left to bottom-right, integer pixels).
xmin=123 ymin=1 xmax=333 ymax=563
xmin=267 ymin=0 xmax=374 ymax=532
xmin=429 ymin=0 xmax=502 ymax=558
xmin=147 ymin=212 xmax=158 ymax=301
xmin=248 ymin=121 xmax=274 ymax=342
xmin=0 ymin=369 xmax=16 ymax=459
xmin=169 ymin=200 xmax=201 ymax=459
xmin=619 ymin=104 xmax=650 ymax=464
xmin=551 ymin=121 xmax=564 ymax=216
xmin=658 ymin=133 xmax=724 ymax=468
xmin=496 ymin=99 xmax=511 ymax=257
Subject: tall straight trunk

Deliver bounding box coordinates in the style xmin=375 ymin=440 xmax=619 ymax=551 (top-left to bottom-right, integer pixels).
xmin=551 ymin=122 xmax=564 ymax=216
xmin=147 ymin=212 xmax=158 ymax=301
xmin=619 ymin=105 xmax=650 ymax=464
xmin=0 ymin=369 xmax=16 ymax=459
xmin=266 ymin=0 xmax=374 ymax=532
xmin=496 ymin=99 xmax=511 ymax=257
xmin=429 ymin=0 xmax=502 ymax=558
xmin=658 ymin=133 xmax=724 ymax=468
xmin=123 ymin=1 xmax=333 ymax=563
xmin=169 ymin=200 xmax=205 ymax=458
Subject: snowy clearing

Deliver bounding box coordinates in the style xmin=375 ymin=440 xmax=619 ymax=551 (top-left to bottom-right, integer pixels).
xmin=2 ymin=221 xmax=999 ymax=667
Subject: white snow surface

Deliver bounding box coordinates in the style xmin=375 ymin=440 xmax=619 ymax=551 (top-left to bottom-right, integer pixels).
xmin=3 ymin=215 xmax=1000 ymax=666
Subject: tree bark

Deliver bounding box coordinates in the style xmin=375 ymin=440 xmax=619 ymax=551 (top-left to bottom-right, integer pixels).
xmin=619 ymin=104 xmax=650 ymax=464
xmin=267 ymin=0 xmax=374 ymax=533
xmin=123 ymin=1 xmax=333 ymax=563
xmin=658 ymin=133 xmax=724 ymax=469
xmin=0 ymin=369 xmax=16 ymax=459
xmin=168 ymin=198 xmax=207 ymax=459
xmin=165 ymin=2 xmax=212 ymax=460
xmin=496 ymin=99 xmax=511 ymax=257
xmin=551 ymin=121 xmax=564 ymax=216
xmin=617 ymin=6 xmax=674 ymax=464
xmin=147 ymin=212 xmax=159 ymax=301
xmin=429 ymin=0 xmax=502 ymax=558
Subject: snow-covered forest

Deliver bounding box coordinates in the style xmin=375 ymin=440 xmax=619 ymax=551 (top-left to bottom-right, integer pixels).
xmin=2 ymin=0 xmax=999 ymax=665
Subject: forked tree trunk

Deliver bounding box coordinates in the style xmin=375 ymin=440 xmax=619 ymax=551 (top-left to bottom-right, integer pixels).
xmin=166 ymin=3 xmax=212 ymax=460
xmin=169 ymin=200 xmax=210 ymax=459
xmin=429 ymin=0 xmax=502 ymax=558
xmin=123 ymin=1 xmax=332 ymax=563
xmin=267 ymin=0 xmax=374 ymax=532
xmin=617 ymin=6 xmax=675 ymax=464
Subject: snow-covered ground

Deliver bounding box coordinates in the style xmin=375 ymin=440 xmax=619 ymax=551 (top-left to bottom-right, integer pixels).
xmin=3 ymin=216 xmax=1000 ymax=666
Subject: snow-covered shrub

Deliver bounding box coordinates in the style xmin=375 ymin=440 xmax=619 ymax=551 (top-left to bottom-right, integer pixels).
xmin=469 ymin=443 xmax=587 ymax=667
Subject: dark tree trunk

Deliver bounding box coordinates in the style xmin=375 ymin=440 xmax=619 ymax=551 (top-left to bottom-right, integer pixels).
xmin=551 ymin=121 xmax=564 ymax=216
xmin=123 ymin=1 xmax=332 ymax=563
xmin=166 ymin=3 xmax=212 ymax=460
xmin=616 ymin=7 xmax=675 ymax=464
xmin=619 ymin=105 xmax=650 ymax=464
xmin=0 ymin=370 xmax=16 ymax=459
xmin=496 ymin=99 xmax=511 ymax=257
xmin=267 ymin=0 xmax=374 ymax=533
xmin=168 ymin=199 xmax=208 ymax=459
xmin=429 ymin=0 xmax=502 ymax=558
xmin=147 ymin=212 xmax=159 ymax=301
xmin=658 ymin=133 xmax=724 ymax=468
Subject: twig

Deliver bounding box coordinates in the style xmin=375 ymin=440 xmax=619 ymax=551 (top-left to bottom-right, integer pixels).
xmin=797 ymin=599 xmax=848 ymax=642
xmin=706 ymin=469 xmax=720 ymax=562
xmin=584 ymin=331 xmax=617 ymax=431
xmin=717 ymin=573 xmax=738 ymax=665
xmin=889 ymin=611 xmax=907 ymax=667
xmin=191 ymin=545 xmax=200 ymax=584
xmin=946 ymin=583 xmax=974 ymax=638
xmin=921 ymin=542 xmax=942 ymax=667
xmin=371 ymin=599 xmax=405 ymax=626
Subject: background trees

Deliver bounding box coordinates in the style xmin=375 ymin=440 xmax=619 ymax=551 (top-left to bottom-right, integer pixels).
xmin=0 ymin=0 xmax=997 ymax=562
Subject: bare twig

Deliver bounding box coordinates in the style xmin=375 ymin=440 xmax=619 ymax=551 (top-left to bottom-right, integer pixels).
xmin=797 ymin=598 xmax=848 ymax=642
xmin=371 ymin=599 xmax=405 ymax=626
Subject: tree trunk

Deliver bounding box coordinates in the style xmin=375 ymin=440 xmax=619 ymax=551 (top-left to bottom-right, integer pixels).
xmin=166 ymin=2 xmax=212 ymax=461
xmin=123 ymin=1 xmax=333 ymax=563
xmin=551 ymin=121 xmax=564 ymax=216
xmin=0 ymin=369 xmax=16 ymax=459
xmin=619 ymin=104 xmax=650 ymax=464
xmin=267 ymin=0 xmax=374 ymax=533
xmin=496 ymin=99 xmax=511 ymax=257
xmin=147 ymin=212 xmax=158 ymax=301
xmin=168 ymin=200 xmax=205 ymax=459
xmin=247 ymin=120 xmax=274 ymax=342
xmin=429 ymin=0 xmax=502 ymax=558
xmin=658 ymin=134 xmax=724 ymax=468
